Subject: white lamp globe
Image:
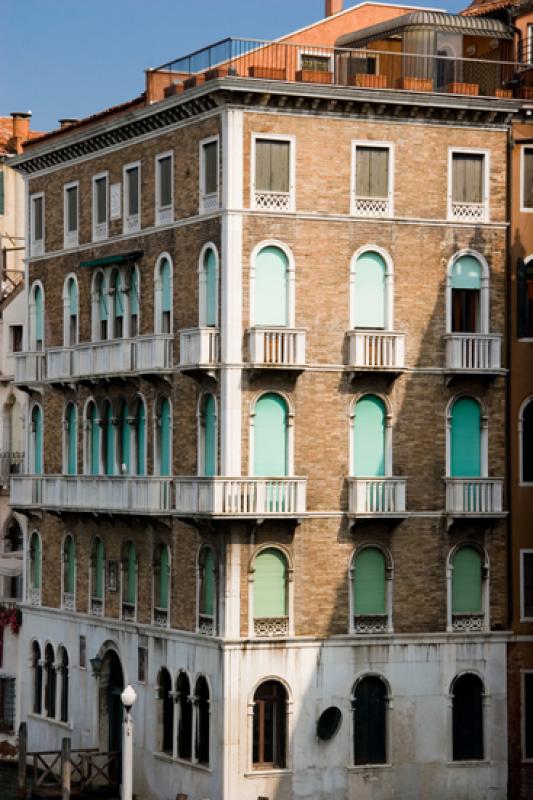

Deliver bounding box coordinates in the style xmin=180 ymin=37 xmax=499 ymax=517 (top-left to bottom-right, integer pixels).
xmin=121 ymin=684 xmax=137 ymax=711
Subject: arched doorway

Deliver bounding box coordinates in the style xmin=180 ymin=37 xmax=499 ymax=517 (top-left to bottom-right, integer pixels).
xmin=98 ymin=649 xmax=124 ymax=760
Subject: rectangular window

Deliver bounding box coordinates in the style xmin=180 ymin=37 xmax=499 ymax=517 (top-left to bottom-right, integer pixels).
xmin=9 ymin=325 xmax=23 ymax=353
xmin=124 ymin=162 xmax=140 ymax=233
xmin=449 ymin=150 xmax=488 ymax=222
xmin=452 ymin=289 xmax=479 ymax=333
xmin=156 ymin=153 xmax=173 ymax=225
xmin=352 ymin=142 xmax=393 ymax=217
xmin=524 ymin=672 xmax=533 ymax=760
xmin=0 ymin=170 xmax=4 ymax=215
xmin=253 ymin=136 xmax=293 ymax=212
xmin=64 ymin=182 xmax=78 ymax=248
xmin=300 ymin=53 xmax=331 ymax=72
xmin=522 ymin=147 xmax=533 ymax=211
xmin=200 ymin=138 xmax=219 ymax=212
xmin=0 ymin=677 xmax=16 ymax=732
xmin=138 ymin=646 xmax=147 ymax=682
xmin=92 ymin=173 xmax=108 ymax=241
xmin=79 ymin=635 xmax=86 ymax=669
xmin=522 ymin=551 xmax=533 ymax=619
xmin=30 ymin=193 xmax=44 ymax=256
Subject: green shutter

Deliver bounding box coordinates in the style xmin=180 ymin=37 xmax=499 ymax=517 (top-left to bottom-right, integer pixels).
xmin=254 ymin=247 xmax=288 ymax=327
xmin=160 ymin=398 xmax=171 ymax=476
xmin=34 ymin=286 xmax=44 ymax=344
xmin=356 ymin=147 xmax=388 ymax=199
xmin=126 ymin=543 xmax=136 ymax=604
xmin=353 ymin=548 xmax=386 ymax=615
xmin=136 ymin=401 xmax=146 ymax=476
xmin=68 ymin=279 xmax=78 ymax=316
xmin=158 ymin=546 xmax=169 ymax=609
xmin=255 ymin=140 xmax=289 ymax=193
xmin=451 ymin=256 xmax=481 ymax=290
xmin=105 ymin=403 xmax=115 ymax=476
xmin=65 ymin=537 xmax=75 ymax=594
xmin=253 ymin=394 xmax=287 ymax=477
xmin=452 ymin=547 xmax=482 ymax=613
xmin=94 ymin=539 xmax=104 ymax=599
xmin=161 ymin=259 xmax=172 ymax=313
xmin=452 ymin=153 xmax=483 ymax=204
xmin=120 ymin=404 xmax=130 ymax=474
xmin=201 ymin=548 xmax=215 ymax=616
xmin=353 ymin=395 xmax=385 ymax=477
xmin=67 ymin=404 xmax=77 ymax=475
xmin=353 ymin=252 xmax=386 ymax=329
xmin=112 ymin=271 xmax=124 ymax=319
xmin=451 ymin=398 xmax=481 ymax=478
xmin=98 ymin=275 xmax=108 ymax=321
xmin=130 ymin=268 xmax=139 ymax=315
xmin=203 ymin=394 xmax=216 ymax=477
xmin=32 ymin=534 xmax=41 ymax=590
xmin=0 ymin=171 xmax=4 ymax=215
xmin=253 ymin=549 xmax=287 ymax=618
xmin=90 ymin=404 xmax=99 ymax=476
xmin=205 ymin=249 xmax=217 ymax=327
xmin=33 ymin=406 xmax=43 ymax=473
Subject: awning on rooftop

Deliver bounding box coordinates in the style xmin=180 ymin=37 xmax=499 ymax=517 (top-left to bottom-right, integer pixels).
xmin=79 ymin=250 xmax=143 ymax=269
xmin=336 ymin=11 xmax=513 ymax=49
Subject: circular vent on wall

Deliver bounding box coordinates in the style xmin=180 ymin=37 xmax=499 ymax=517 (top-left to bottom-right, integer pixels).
xmin=316 ymin=706 xmax=342 ymax=740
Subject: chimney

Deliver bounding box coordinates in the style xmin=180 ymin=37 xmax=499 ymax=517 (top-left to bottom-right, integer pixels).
xmin=59 ymin=118 xmax=79 ymax=129
xmin=325 ymin=0 xmax=343 ymax=16
xmin=10 ymin=111 xmax=31 ymax=153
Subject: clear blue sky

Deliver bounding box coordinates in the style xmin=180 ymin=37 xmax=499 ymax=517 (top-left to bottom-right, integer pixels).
xmin=2 ymin=0 xmax=462 ymax=132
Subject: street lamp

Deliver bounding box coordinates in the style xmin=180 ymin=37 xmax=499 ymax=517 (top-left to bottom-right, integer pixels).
xmin=120 ymin=684 xmax=136 ymax=800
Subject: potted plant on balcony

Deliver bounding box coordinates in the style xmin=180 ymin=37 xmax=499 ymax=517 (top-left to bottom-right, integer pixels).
xmin=447 ymin=82 xmax=479 ymax=96
xmin=397 ymin=76 xmax=434 ymax=91
xmin=349 ymin=73 xmax=387 ymax=89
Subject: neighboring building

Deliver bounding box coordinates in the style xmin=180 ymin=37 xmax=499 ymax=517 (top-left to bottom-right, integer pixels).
xmin=8 ymin=2 xmax=528 ymax=798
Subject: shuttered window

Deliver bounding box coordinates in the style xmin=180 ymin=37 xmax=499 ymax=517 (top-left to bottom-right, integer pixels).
xmin=253 ymin=548 xmax=287 ymax=618
xmin=32 ymin=195 xmax=44 ymax=242
xmin=65 ymin=185 xmax=78 ymax=233
xmin=254 ymin=246 xmax=288 ymax=327
xmin=159 ymin=398 xmax=171 ymax=476
xmin=452 ymin=674 xmax=484 ymax=760
xmin=66 ymin=403 xmax=77 ymax=476
xmin=32 ymin=405 xmax=43 ymax=474
xmin=523 ymin=148 xmax=533 ymax=209
xmin=353 ymin=395 xmax=386 ymax=477
xmin=253 ymin=394 xmax=288 ymax=477
xmin=355 ymin=146 xmax=389 ymax=199
xmin=450 ymin=397 xmax=481 ymax=478
xmin=525 ymin=673 xmax=533 ymax=758
xmin=103 ymin=403 xmax=115 ymax=476
xmin=135 ymin=400 xmax=146 ymax=476
xmin=89 ymin=403 xmax=99 ymax=476
xmin=255 ymin=139 xmax=290 ymax=193
xmin=522 ymin=552 xmax=533 ymax=618
xmin=64 ymin=536 xmax=75 ymax=595
xmin=352 ymin=251 xmax=386 ymax=329
xmin=353 ymin=548 xmax=386 ymax=615
xmin=126 ymin=165 xmax=139 ymax=217
xmin=203 ymin=140 xmax=218 ymax=196
xmin=523 ymin=401 xmax=533 ymax=483
xmin=452 ymin=547 xmax=482 ymax=614
xmin=204 ymin=249 xmax=217 ymax=327
xmin=353 ymin=676 xmax=387 ymax=765
xmin=452 ymin=153 xmax=484 ymax=204
xmin=119 ymin=403 xmax=130 ymax=474
xmin=203 ymin=394 xmax=216 ymax=477
xmin=157 ymin=546 xmax=169 ymax=610
xmin=158 ymin=155 xmax=172 ymax=208
xmin=94 ymin=177 xmax=107 ymax=224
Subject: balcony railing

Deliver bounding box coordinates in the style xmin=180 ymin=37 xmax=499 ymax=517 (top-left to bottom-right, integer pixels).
xmin=348 ymin=331 xmax=405 ymax=371
xmin=450 ymin=201 xmax=486 ymax=223
xmin=179 ymin=327 xmax=219 ymax=368
xmin=254 ymin=616 xmax=289 ymax=637
xmin=153 ymin=607 xmax=169 ymax=628
xmin=62 ymin=592 xmax=75 ymax=612
xmin=134 ymin=335 xmax=174 ymax=373
xmin=452 ymin=613 xmax=485 ymax=632
xmin=445 ymin=478 xmax=503 ymax=515
xmin=445 ymin=334 xmax=502 ymax=373
xmin=14 ymin=352 xmax=46 ymax=385
xmin=198 ymin=614 xmax=215 ymax=635
xmin=348 ymin=477 xmax=407 ymax=516
xmin=247 ymin=328 xmax=306 ymax=368
xmin=175 ymin=477 xmax=307 ymax=517
xmin=353 ymin=614 xmax=389 ymax=634
xmin=11 ymin=476 xmax=173 ymax=515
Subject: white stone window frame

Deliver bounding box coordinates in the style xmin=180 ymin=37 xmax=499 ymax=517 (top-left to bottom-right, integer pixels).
xmin=28 ymin=402 xmax=43 ymax=475
xmin=63 ymin=181 xmax=79 ymax=249
xmin=82 ymin=397 xmax=99 ymax=476
xmin=522 ymin=669 xmax=533 ymax=762
xmin=520 ymin=549 xmax=533 ymax=622
xmin=92 ymin=171 xmax=109 ymax=242
xmin=246 ymin=675 xmax=293 ymax=775
xmin=30 ymin=192 xmax=45 ymax=257
xmin=447 ymin=670 xmax=490 ymax=764
xmin=519 ymin=396 xmax=533 ymax=486
xmin=250 ymin=133 xmax=296 ymax=213
xmin=249 ymin=390 xmax=295 ymax=478
xmin=196 ymin=392 xmax=219 ymax=477
xmin=349 ymin=392 xmax=393 ymax=478
xmin=446 ymin=543 xmax=490 ymax=633
xmin=155 ymin=150 xmax=174 ymax=226
xmin=447 ymin=147 xmax=490 ymax=224
xmin=349 ymin=244 xmax=395 ymax=331
xmin=123 ymin=160 xmax=141 ymax=234
xmin=247 ymin=543 xmax=294 ymax=639
xmin=60 ymin=532 xmax=76 ymax=613
xmin=445 ymin=249 xmax=490 ymax=335
xmin=152 ymin=542 xmax=171 ymax=629
xmin=155 ymin=668 xmax=213 ymax=768
xmin=29 ymin=279 xmax=45 ymax=351
xmin=195 ymin=544 xmax=219 ymax=636
xmin=520 ymin=146 xmax=533 ymax=213
xmin=62 ymin=400 xmax=78 ymax=475
xmin=445 ymin=394 xmax=489 ymax=478
xmin=198 ymin=243 xmax=220 ymax=328
xmin=199 ymin=135 xmax=220 ymax=214
xmin=348 ymin=545 xmax=393 ymax=634
xmin=351 ymin=141 xmax=394 ymax=219
xmin=154 ymin=252 xmax=174 ymax=335
xmin=350 ymin=672 xmax=393 ymax=769
xmin=62 ymin=273 xmax=79 ymax=347
xmin=297 ymin=47 xmax=334 ymax=73
xmin=249 ymin=240 xmax=296 ymax=328
xmin=89 ymin=535 xmax=106 ymax=618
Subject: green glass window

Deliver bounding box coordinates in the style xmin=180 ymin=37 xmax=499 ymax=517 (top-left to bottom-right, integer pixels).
xmin=353 ymin=395 xmax=386 ymax=477
xmin=253 ymin=548 xmax=287 ymax=618
xmin=67 ymin=278 xmax=78 ymax=316
xmin=352 ymin=251 xmax=386 ymax=329
xmin=34 ymin=285 xmax=44 ymax=346
xmin=202 ymin=394 xmax=216 ymax=477
xmin=32 ymin=405 xmax=43 ymax=473
xmin=103 ymin=402 xmax=115 ymax=476
xmin=136 ymin=400 xmax=146 ymax=476
xmin=66 ymin=403 xmax=77 ymax=475
xmin=450 ymin=397 xmax=481 ymax=478
xmin=125 ymin=543 xmax=137 ymax=605
xmin=92 ymin=538 xmax=105 ymax=600
xmin=205 ymin=249 xmax=217 ymax=327
xmin=160 ymin=258 xmax=172 ymax=313
xmin=64 ymin=536 xmax=75 ymax=595
xmin=254 ymin=246 xmax=288 ymax=327
xmin=452 ymin=547 xmax=482 ymax=614
xmin=96 ymin=273 xmax=108 ymax=321
xmin=157 ymin=546 xmax=170 ymax=610
xmin=200 ymin=547 xmax=215 ymax=617
xmin=120 ymin=403 xmax=130 ymax=474
xmin=89 ymin=403 xmax=99 ymax=476
xmin=353 ymin=548 xmax=386 ymax=615
xmin=254 ymin=394 xmax=288 ymax=477
xmin=159 ymin=398 xmax=171 ymax=476
xmin=451 ymin=256 xmax=481 ymax=290
xmin=30 ymin=532 xmax=41 ymax=590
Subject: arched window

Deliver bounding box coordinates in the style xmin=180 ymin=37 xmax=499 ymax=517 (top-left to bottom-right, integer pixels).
xmin=118 ymin=402 xmax=131 ymax=475
xmin=29 ymin=531 xmax=41 ymax=605
xmin=352 ymin=395 xmax=387 ymax=477
xmin=121 ymin=541 xmax=137 ymax=621
xmin=110 ymin=268 xmax=125 ymax=338
xmin=157 ymin=668 xmax=173 ymax=755
xmin=153 ymin=543 xmax=170 ymax=627
xmin=351 ymin=250 xmax=389 ymax=330
xmin=198 ymin=394 xmax=217 ymax=477
xmin=521 ymin=399 xmax=533 ymax=483
xmin=155 ymin=256 xmax=172 ymax=334
xmin=253 ymin=548 xmax=288 ymax=636
xmin=57 ymin=646 xmax=69 ymax=723
xmin=129 ymin=266 xmax=140 ymax=337
xmin=32 ymin=641 xmax=42 ymax=714
xmin=452 ymin=673 xmax=484 ymax=761
xmin=176 ymin=671 xmax=192 ymax=760
xmin=64 ymin=276 xmax=78 ymax=346
xmin=449 ymin=397 xmax=483 ymax=477
xmin=85 ymin=401 xmax=100 ymax=476
xmin=198 ymin=546 xmax=217 ymax=635
xmin=5 ymin=518 xmax=23 ymax=600
xmin=64 ymin=403 xmax=77 ymax=475
xmin=252 ymin=680 xmax=287 ymax=769
xmin=102 ymin=401 xmax=115 ymax=476
xmin=253 ymin=246 xmax=289 ymax=326
xmin=90 ymin=537 xmax=105 ymax=616
xmin=253 ymin=393 xmax=288 ymax=476
xmin=195 ymin=675 xmax=210 ymax=765
xmin=92 ymin=271 xmax=108 ymax=341
xmin=156 ymin=397 xmax=171 ymax=476
xmin=44 ymin=643 xmax=56 ymax=719
xmin=30 ymin=283 xmax=44 ymax=351
xmin=62 ymin=534 xmax=76 ymax=610
xmin=449 ymin=545 xmax=487 ymax=632
xmin=134 ymin=398 xmax=146 ymax=476
xmin=30 ymin=404 xmax=43 ymax=474
xmin=351 ymin=547 xmax=391 ymax=633
xmin=353 ymin=675 xmax=388 ymax=765
xmin=450 ymin=255 xmax=481 ymax=333
xmin=199 ymin=246 xmax=218 ymax=327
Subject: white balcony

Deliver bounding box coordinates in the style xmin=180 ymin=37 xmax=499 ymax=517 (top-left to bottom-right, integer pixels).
xmin=14 ymin=352 xmax=46 ymax=386
xmin=46 ymin=348 xmax=72 ymax=381
xmin=179 ymin=327 xmax=219 ymax=369
xmin=445 ymin=334 xmax=502 ymax=374
xmin=11 ymin=475 xmax=173 ymax=515
xmin=247 ymin=328 xmax=306 ymax=369
xmin=348 ymin=331 xmax=405 ymax=371
xmin=134 ymin=335 xmax=173 ymax=373
xmin=348 ymin=477 xmax=407 ymax=517
xmin=73 ymin=340 xmax=134 ymax=379
xmin=445 ymin=478 xmax=503 ymax=517
xmin=175 ymin=477 xmax=306 ymax=518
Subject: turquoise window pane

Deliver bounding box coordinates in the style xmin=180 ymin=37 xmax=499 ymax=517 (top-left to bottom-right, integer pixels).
xmin=90 ymin=404 xmax=99 ymax=476
xmin=158 ymin=546 xmax=169 ymax=609
xmin=203 ymin=395 xmax=216 ymax=477
xmin=126 ymin=544 xmax=136 ymax=604
xmin=254 ymin=247 xmax=288 ymax=326
xmin=451 ymin=256 xmax=481 ymax=290
xmin=34 ymin=285 xmax=44 ymax=342
xmin=67 ymin=404 xmax=77 ymax=475
xmin=353 ymin=395 xmax=385 ymax=477
xmin=31 ymin=534 xmax=41 ymax=590
xmin=94 ymin=539 xmax=104 ymax=599
xmin=104 ymin=403 xmax=115 ymax=476
xmin=353 ymin=252 xmax=386 ymax=329
xmin=33 ymin=406 xmax=43 ymax=473
xmin=254 ymin=549 xmax=287 ymax=618
xmin=205 ymin=249 xmax=217 ymax=327
xmin=451 ymin=398 xmax=481 ymax=477
xmin=130 ymin=269 xmax=139 ymax=315
xmin=353 ymin=548 xmax=386 ymax=615
xmin=68 ymin=280 xmax=78 ymax=316
xmin=161 ymin=259 xmax=172 ymax=313
xmin=112 ymin=270 xmax=124 ymax=318
xmin=136 ymin=401 xmax=146 ymax=476
xmin=254 ymin=394 xmax=287 ymax=477
xmin=97 ymin=275 xmax=108 ymax=321
xmin=65 ymin=537 xmax=75 ymax=594
xmin=160 ymin=398 xmax=171 ymax=476
xmin=452 ymin=547 xmax=482 ymax=613
xmin=120 ymin=404 xmax=130 ymax=474
xmin=201 ymin=548 xmax=215 ymax=616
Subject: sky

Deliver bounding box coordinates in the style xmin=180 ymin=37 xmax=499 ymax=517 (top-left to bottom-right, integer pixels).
xmin=2 ymin=0 xmax=463 ymax=133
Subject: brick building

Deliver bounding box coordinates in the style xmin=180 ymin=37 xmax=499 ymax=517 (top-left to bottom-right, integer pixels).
xmin=8 ymin=2 xmax=531 ymax=798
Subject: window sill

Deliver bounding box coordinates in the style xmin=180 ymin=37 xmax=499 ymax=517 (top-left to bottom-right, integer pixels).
xmin=347 ymin=763 xmax=392 ymax=772
xmin=244 ymin=768 xmax=292 ymax=777
xmin=153 ymin=752 xmax=212 ymax=772
xmin=27 ymin=712 xmax=72 ymax=731
xmin=447 ymin=760 xmax=490 ymax=768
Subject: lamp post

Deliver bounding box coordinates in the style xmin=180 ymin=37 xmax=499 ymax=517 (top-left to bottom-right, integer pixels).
xmin=120 ymin=684 xmax=136 ymax=800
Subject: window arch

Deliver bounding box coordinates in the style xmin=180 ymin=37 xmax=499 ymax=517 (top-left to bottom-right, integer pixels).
xmin=251 ymin=547 xmax=290 ymax=637
xmin=118 ymin=401 xmax=131 ymax=475
xmin=29 ymin=282 xmax=44 ymax=351
xmin=352 ymin=675 xmax=389 ymax=765
xmin=121 ymin=541 xmax=137 ymax=621
xmin=57 ymin=646 xmax=69 ymax=723
xmin=198 ymin=393 xmax=217 ymax=477
xmin=252 ymin=393 xmax=290 ymax=477
xmin=252 ymin=680 xmax=287 ymax=769
xmin=155 ymin=254 xmax=173 ymax=334
xmin=520 ymin=397 xmax=533 ymax=484
xmin=195 ymin=675 xmax=210 ymax=765
xmin=29 ymin=530 xmax=42 ymax=605
xmin=110 ymin=268 xmax=125 ymax=338
xmin=155 ymin=397 xmax=171 ymax=476
xmin=128 ymin=265 xmax=140 ymax=337
xmin=176 ymin=671 xmax=192 ymax=760
xmin=197 ymin=545 xmax=217 ymax=635
xmin=31 ymin=641 xmax=42 ymax=714
xmin=62 ymin=534 xmax=76 ymax=611
xmin=447 ymin=545 xmax=488 ymax=632
xmin=351 ymin=395 xmax=390 ymax=477
xmin=63 ymin=275 xmax=78 ymax=346
xmin=102 ymin=400 xmax=115 ymax=476
xmin=199 ymin=245 xmax=219 ymax=327
xmin=29 ymin=404 xmax=43 ymax=474
xmin=350 ymin=546 xmax=392 ymax=633
xmin=134 ymin=396 xmax=146 ymax=476
xmin=153 ymin=543 xmax=170 ymax=627
xmin=447 ymin=396 xmax=486 ymax=478
xmin=5 ymin=517 xmax=23 ymax=600
xmin=44 ymin=643 xmax=56 ymax=719
xmin=84 ymin=400 xmax=100 ymax=475
xmin=92 ymin=271 xmax=108 ymax=341
xmin=90 ymin=537 xmax=105 ymax=616
xmin=446 ymin=251 xmax=489 ymax=334
xmin=64 ymin=402 xmax=77 ymax=475
xmin=451 ymin=673 xmax=485 ymax=761
xmin=157 ymin=668 xmax=173 ymax=755
xmin=350 ymin=249 xmax=393 ymax=330
xmin=251 ymin=244 xmax=292 ymax=327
